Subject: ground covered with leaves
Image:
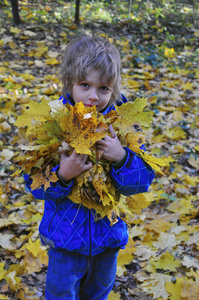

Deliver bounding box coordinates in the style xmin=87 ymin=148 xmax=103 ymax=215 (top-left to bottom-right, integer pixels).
xmin=0 ymin=0 xmax=199 ymax=299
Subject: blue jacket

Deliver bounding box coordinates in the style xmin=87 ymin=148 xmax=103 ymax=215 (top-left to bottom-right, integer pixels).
xmin=25 ymin=96 xmax=155 ymax=256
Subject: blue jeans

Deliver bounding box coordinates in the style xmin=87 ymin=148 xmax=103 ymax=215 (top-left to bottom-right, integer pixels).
xmin=45 ymin=247 xmax=119 ymax=300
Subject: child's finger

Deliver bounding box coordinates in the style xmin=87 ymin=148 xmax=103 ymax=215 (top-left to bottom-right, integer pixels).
xmin=71 ymin=149 xmax=77 ymax=157
xmin=71 ymin=149 xmax=82 ymax=158
xmin=60 ymin=152 xmax=66 ymax=159
xmin=96 ymin=139 xmax=106 ymax=145
xmin=81 ymin=154 xmax=88 ymax=163
xmin=109 ymin=125 xmax=117 ymax=139
xmin=84 ymin=161 xmax=92 ymax=170
xmin=97 ymin=144 xmax=104 ymax=150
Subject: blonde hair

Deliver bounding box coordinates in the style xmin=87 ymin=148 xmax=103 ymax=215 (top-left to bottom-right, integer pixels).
xmin=59 ymin=35 xmax=121 ymax=105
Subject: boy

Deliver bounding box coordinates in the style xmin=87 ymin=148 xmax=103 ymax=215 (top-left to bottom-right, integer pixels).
xmin=25 ymin=35 xmax=155 ymax=300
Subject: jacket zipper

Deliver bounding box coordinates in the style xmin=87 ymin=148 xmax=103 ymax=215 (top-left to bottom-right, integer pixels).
xmin=48 ymin=200 xmax=60 ymax=233
xmin=89 ymin=210 xmax=92 ymax=255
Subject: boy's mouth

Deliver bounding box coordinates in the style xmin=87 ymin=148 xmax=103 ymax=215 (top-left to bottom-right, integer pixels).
xmin=84 ymin=104 xmax=95 ymax=107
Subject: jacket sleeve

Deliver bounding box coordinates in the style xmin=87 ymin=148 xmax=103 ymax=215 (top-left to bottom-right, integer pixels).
xmin=24 ymin=168 xmax=74 ymax=201
xmin=110 ymin=147 xmax=155 ymax=196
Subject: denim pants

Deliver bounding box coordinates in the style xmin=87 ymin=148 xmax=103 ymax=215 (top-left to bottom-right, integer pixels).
xmin=45 ymin=247 xmax=119 ymax=300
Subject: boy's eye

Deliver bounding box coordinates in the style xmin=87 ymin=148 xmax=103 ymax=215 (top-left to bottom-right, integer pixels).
xmin=100 ymin=86 xmax=109 ymax=92
xmin=80 ymin=83 xmax=89 ymax=88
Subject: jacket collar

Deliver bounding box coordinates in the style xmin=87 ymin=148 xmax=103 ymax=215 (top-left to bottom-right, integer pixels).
xmin=59 ymin=93 xmax=128 ymax=115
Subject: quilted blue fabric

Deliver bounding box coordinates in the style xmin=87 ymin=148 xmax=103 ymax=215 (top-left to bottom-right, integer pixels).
xmin=25 ymin=96 xmax=155 ymax=255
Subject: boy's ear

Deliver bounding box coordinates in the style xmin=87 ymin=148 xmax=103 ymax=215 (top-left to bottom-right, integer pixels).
xmin=65 ymin=80 xmax=68 ymax=87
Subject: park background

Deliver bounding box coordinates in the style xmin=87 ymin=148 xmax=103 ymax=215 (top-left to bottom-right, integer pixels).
xmin=0 ymin=0 xmax=199 ymax=299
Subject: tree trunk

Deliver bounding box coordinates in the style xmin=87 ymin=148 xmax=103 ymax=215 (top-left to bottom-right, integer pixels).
xmin=11 ymin=0 xmax=21 ymax=25
xmin=75 ymin=0 xmax=80 ymax=25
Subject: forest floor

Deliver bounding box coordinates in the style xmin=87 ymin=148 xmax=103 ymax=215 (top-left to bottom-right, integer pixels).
xmin=0 ymin=1 xmax=199 ymax=299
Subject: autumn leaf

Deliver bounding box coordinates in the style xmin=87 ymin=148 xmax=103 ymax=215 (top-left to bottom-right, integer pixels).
xmin=164 ymin=47 xmax=176 ymax=58
xmin=126 ymin=192 xmax=154 ymax=214
xmin=114 ymin=98 xmax=153 ymax=138
xmin=165 ymin=278 xmax=186 ymax=300
xmin=5 ymin=270 xmax=21 ymax=291
xmin=150 ymin=251 xmax=181 ymax=271
xmin=0 ymin=233 xmax=15 ymax=250
xmin=144 ymin=218 xmax=172 ymax=234
xmin=26 ymin=238 xmax=43 ymax=258
xmin=140 ymin=273 xmax=172 ymax=299
xmin=117 ymin=238 xmax=136 ymax=266
xmin=138 ymin=150 xmax=168 ymax=175
xmin=30 ymin=169 xmax=58 ymax=191
xmin=188 ymin=154 xmax=199 ymax=170
xmin=0 ymin=263 xmax=7 ymax=281
xmin=153 ymin=232 xmax=178 ymax=250
xmin=108 ymin=291 xmax=121 ymax=300
xmin=14 ymin=98 xmax=51 ymax=136
xmin=0 ymin=295 xmax=8 ymax=299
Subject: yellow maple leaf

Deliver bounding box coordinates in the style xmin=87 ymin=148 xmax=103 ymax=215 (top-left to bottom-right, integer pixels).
xmin=150 ymin=251 xmax=181 ymax=271
xmin=21 ymin=73 xmax=35 ymax=80
xmin=164 ymin=47 xmax=176 ymax=58
xmin=60 ymin=102 xmax=106 ymax=155
xmin=164 ymin=126 xmax=187 ymax=140
xmin=126 ymin=192 xmax=153 ymax=214
xmin=30 ymin=172 xmax=50 ymax=191
xmin=138 ymin=150 xmax=168 ymax=175
xmin=117 ymin=238 xmax=136 ymax=266
xmin=115 ymin=98 xmax=153 ymax=129
xmin=22 ymin=213 xmax=42 ymax=224
xmin=26 ymin=238 xmax=41 ymax=257
xmin=0 ymin=263 xmax=7 ymax=281
xmin=108 ymin=291 xmax=121 ymax=300
xmin=45 ymin=58 xmax=59 ymax=65
xmin=182 ymin=81 xmax=194 ymax=91
xmin=165 ymin=278 xmax=186 ymax=300
xmin=142 ymin=232 xmax=154 ymax=247
xmin=125 ymin=132 xmax=145 ymax=153
xmin=35 ymin=45 xmax=48 ymax=57
xmin=145 ymin=219 xmax=172 ymax=234
xmin=70 ymin=131 xmax=105 ymax=155
xmin=0 ymin=295 xmax=8 ymax=299
xmin=10 ymin=26 xmax=21 ymax=34
xmin=14 ymin=98 xmax=51 ymax=137
xmin=167 ymin=199 xmax=197 ymax=216
xmin=126 ymin=79 xmax=140 ymax=90
xmin=195 ymin=145 xmax=199 ymax=152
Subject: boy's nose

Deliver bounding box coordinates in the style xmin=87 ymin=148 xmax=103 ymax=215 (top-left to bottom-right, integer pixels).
xmin=89 ymin=89 xmax=98 ymax=101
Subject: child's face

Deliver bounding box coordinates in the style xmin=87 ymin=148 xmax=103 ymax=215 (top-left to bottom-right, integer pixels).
xmin=71 ymin=69 xmax=114 ymax=111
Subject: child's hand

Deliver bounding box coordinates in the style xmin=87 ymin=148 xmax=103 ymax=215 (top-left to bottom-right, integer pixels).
xmin=97 ymin=125 xmax=126 ymax=162
xmin=58 ymin=150 xmax=92 ymax=182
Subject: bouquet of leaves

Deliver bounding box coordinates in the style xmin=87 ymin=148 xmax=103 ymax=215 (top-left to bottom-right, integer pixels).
xmin=11 ymin=97 xmax=166 ymax=224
